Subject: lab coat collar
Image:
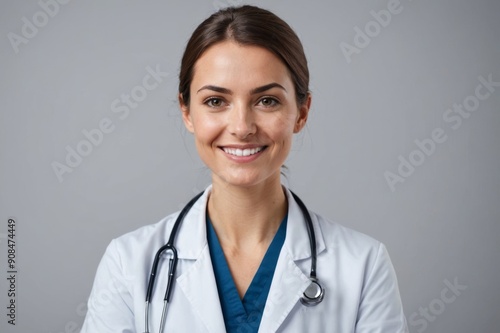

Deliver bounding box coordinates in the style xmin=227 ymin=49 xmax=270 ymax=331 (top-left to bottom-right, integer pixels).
xmin=282 ymin=187 xmax=326 ymax=261
xmin=174 ymin=186 xmax=226 ymax=332
xmin=173 ymin=186 xmax=211 ymax=260
xmin=173 ymin=185 xmax=326 ymax=261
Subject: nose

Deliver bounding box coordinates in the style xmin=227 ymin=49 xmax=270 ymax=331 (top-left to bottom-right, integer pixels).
xmin=228 ymin=103 xmax=256 ymax=139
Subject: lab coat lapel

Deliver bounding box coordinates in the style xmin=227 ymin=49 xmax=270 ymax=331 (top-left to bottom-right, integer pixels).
xmin=175 ymin=186 xmax=226 ymax=333
xmin=177 ymin=247 xmax=226 ymax=333
xmin=259 ymin=188 xmax=326 ymax=332
xmin=259 ymin=188 xmax=327 ymax=332
xmin=258 ymin=250 xmax=311 ymax=332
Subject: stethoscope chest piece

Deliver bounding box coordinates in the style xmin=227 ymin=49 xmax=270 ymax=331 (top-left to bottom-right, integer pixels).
xmin=300 ymin=279 xmax=324 ymax=306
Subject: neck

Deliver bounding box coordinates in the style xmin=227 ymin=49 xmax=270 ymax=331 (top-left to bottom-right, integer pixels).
xmin=207 ymin=175 xmax=287 ymax=248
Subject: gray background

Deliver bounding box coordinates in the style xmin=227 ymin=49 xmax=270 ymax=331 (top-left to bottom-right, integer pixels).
xmin=1 ymin=0 xmax=499 ymax=332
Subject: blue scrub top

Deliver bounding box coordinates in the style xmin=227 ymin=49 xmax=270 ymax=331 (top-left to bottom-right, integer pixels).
xmin=207 ymin=214 xmax=287 ymax=333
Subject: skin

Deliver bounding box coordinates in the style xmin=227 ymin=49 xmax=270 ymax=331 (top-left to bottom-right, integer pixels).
xmin=180 ymin=40 xmax=311 ymax=298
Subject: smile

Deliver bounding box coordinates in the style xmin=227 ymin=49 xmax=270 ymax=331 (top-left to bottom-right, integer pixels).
xmin=222 ymin=146 xmax=265 ymax=157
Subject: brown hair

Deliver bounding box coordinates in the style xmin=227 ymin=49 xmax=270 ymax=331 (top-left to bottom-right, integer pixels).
xmin=178 ymin=5 xmax=309 ymax=107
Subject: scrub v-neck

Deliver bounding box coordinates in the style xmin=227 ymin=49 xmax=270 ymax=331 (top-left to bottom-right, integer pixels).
xmin=206 ymin=214 xmax=287 ymax=333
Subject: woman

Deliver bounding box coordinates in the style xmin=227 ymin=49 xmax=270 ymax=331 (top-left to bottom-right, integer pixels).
xmin=81 ymin=5 xmax=408 ymax=333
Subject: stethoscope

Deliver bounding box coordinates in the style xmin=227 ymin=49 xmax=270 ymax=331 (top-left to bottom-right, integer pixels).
xmin=144 ymin=191 xmax=324 ymax=333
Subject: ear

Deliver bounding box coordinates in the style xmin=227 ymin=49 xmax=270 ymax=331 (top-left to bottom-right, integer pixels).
xmin=293 ymin=93 xmax=311 ymax=133
xmin=179 ymin=93 xmax=194 ymax=133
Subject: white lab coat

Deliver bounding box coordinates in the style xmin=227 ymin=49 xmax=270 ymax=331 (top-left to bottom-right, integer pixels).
xmin=81 ymin=186 xmax=408 ymax=332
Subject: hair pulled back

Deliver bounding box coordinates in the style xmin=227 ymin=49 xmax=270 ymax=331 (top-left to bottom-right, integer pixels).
xmin=178 ymin=5 xmax=309 ymax=107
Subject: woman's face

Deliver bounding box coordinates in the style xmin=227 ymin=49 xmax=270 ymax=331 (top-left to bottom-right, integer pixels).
xmin=181 ymin=40 xmax=310 ymax=189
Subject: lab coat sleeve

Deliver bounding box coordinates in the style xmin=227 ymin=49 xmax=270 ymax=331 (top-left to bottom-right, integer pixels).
xmin=355 ymin=243 xmax=409 ymax=333
xmin=80 ymin=239 xmax=136 ymax=333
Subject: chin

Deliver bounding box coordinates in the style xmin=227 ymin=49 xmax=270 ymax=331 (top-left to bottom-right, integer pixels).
xmin=213 ymin=170 xmax=279 ymax=189
xmin=218 ymin=176 xmax=260 ymax=188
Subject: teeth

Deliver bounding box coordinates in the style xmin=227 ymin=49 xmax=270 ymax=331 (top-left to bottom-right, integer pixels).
xmin=223 ymin=147 xmax=264 ymax=157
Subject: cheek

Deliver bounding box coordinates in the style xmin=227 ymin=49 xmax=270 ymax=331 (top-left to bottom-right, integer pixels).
xmin=264 ymin=114 xmax=297 ymax=140
xmin=191 ymin=116 xmax=221 ymax=144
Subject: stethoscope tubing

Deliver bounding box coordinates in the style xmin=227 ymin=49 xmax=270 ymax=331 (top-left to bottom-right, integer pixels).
xmin=144 ymin=192 xmax=203 ymax=333
xmin=289 ymin=191 xmax=317 ymax=279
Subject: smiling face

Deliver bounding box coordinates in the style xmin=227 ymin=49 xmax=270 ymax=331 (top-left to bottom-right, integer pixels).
xmin=180 ymin=40 xmax=310 ymax=189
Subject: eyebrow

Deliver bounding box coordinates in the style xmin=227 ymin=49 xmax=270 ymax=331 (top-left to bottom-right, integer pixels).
xmin=196 ymin=82 xmax=287 ymax=95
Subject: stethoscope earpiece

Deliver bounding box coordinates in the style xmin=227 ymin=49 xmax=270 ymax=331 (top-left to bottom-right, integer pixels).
xmin=300 ymin=279 xmax=324 ymax=306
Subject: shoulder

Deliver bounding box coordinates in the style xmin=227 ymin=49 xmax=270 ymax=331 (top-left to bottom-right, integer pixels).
xmin=310 ymin=211 xmax=394 ymax=279
xmin=312 ymin=211 xmax=382 ymax=251
xmin=104 ymin=211 xmax=180 ymax=264
xmin=103 ymin=188 xmax=211 ymax=265
xmin=115 ymin=212 xmax=177 ymax=244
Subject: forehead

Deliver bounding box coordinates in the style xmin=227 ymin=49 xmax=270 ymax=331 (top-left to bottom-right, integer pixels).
xmin=191 ymin=41 xmax=293 ymax=90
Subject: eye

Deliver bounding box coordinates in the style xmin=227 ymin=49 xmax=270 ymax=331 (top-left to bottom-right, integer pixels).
xmin=258 ymin=97 xmax=279 ymax=108
xmin=204 ymin=97 xmax=226 ymax=108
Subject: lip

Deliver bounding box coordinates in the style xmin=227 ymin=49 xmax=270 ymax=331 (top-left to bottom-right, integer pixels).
xmin=218 ymin=144 xmax=268 ymax=163
xmin=219 ymin=144 xmax=265 ymax=149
